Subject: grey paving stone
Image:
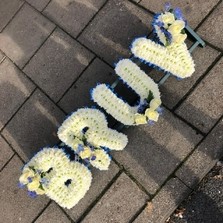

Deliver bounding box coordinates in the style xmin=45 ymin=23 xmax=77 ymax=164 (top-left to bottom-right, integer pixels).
xmin=26 ymin=0 xmax=51 ymax=11
xmin=176 ymin=118 xmax=223 ymax=188
xmin=0 ymin=58 xmax=35 ymax=130
xmin=147 ymin=44 xmax=220 ymax=109
xmin=43 ymin=0 xmax=106 ymax=38
xmin=0 ymin=0 xmax=24 ymax=31
xmin=23 ymin=28 xmax=94 ymax=102
xmin=0 ymin=51 xmax=5 ymax=62
xmin=0 ymin=4 xmax=55 ymax=68
xmin=198 ymin=1 xmax=223 ymax=50
xmin=2 ymin=89 xmax=65 ymax=161
xmin=140 ymin=0 xmax=219 ymax=29
xmin=58 ymin=58 xmax=116 ymax=113
xmin=0 ymin=155 xmax=49 ymax=223
xmin=133 ymin=177 xmax=191 ymax=223
xmin=0 ymin=135 xmax=14 ymax=170
xmin=112 ymin=109 xmax=202 ymax=194
xmin=176 ymin=57 xmax=223 ymax=133
xmin=35 ymin=202 xmax=71 ymax=223
xmin=82 ymin=173 xmax=148 ymax=223
xmin=79 ymin=0 xmax=153 ymax=65
xmin=65 ymin=161 xmax=120 ymax=221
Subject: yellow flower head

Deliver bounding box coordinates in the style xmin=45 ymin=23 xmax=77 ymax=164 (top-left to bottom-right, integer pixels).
xmin=168 ymin=20 xmax=185 ymax=35
xmin=134 ymin=113 xmax=147 ymax=125
xmin=27 ymin=175 xmax=41 ymax=191
xmin=150 ymin=99 xmax=162 ymax=110
xmin=172 ymin=33 xmax=187 ymax=44
xmin=19 ymin=168 xmax=35 ymax=185
xmin=35 ymin=188 xmax=45 ymax=195
xmin=72 ymin=137 xmax=83 ymax=149
xmin=145 ymin=109 xmax=159 ymax=122
xmin=79 ymin=146 xmax=92 ymax=159
xmin=161 ymin=12 xmax=175 ymax=25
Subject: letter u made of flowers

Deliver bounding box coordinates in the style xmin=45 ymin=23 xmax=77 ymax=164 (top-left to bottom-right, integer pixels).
xmin=131 ymin=5 xmax=195 ymax=79
xmin=92 ymin=59 xmax=162 ymax=126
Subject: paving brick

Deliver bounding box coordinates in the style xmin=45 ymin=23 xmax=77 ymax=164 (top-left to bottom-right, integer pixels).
xmin=176 ymin=57 xmax=223 ymax=133
xmin=65 ymin=161 xmax=120 ymax=221
xmin=0 ymin=135 xmax=14 ymax=170
xmin=43 ymin=0 xmax=106 ymax=38
xmin=0 ymin=155 xmax=49 ymax=223
xmin=24 ymin=28 xmax=94 ymax=102
xmin=26 ymin=0 xmax=51 ymax=11
xmin=0 ymin=0 xmax=24 ymax=31
xmin=0 ymin=4 xmax=55 ymax=68
xmin=35 ymin=202 xmax=71 ymax=223
xmin=79 ymin=0 xmax=153 ymax=65
xmin=198 ymin=1 xmax=223 ymax=50
xmin=147 ymin=44 xmax=220 ymax=109
xmin=140 ymin=0 xmax=219 ymax=29
xmin=58 ymin=58 xmax=116 ymax=113
xmin=2 ymin=89 xmax=65 ymax=161
xmin=133 ymin=177 xmax=191 ymax=223
xmin=82 ymin=173 xmax=148 ymax=223
xmin=176 ymin=118 xmax=223 ymax=188
xmin=112 ymin=109 xmax=202 ymax=194
xmin=0 ymin=58 xmax=35 ymax=130
xmin=0 ymin=51 xmax=5 ymax=62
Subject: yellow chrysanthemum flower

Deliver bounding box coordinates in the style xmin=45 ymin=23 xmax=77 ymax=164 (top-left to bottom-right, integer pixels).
xmin=19 ymin=168 xmax=35 ymax=185
xmin=134 ymin=113 xmax=147 ymax=125
xmin=145 ymin=109 xmax=159 ymax=122
xmin=35 ymin=188 xmax=45 ymax=195
xmin=79 ymin=147 xmax=92 ymax=159
xmin=150 ymin=98 xmax=162 ymax=110
xmin=27 ymin=175 xmax=41 ymax=191
xmin=168 ymin=20 xmax=185 ymax=35
xmin=161 ymin=12 xmax=175 ymax=25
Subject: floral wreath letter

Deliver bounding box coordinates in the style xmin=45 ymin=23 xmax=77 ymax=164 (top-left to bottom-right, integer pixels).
xmin=92 ymin=59 xmax=162 ymax=125
xmin=58 ymin=108 xmax=128 ymax=170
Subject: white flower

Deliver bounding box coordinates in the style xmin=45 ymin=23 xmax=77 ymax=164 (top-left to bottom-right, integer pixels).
xmin=172 ymin=33 xmax=187 ymax=44
xmin=168 ymin=20 xmax=185 ymax=35
xmin=160 ymin=12 xmax=175 ymax=25
xmin=134 ymin=113 xmax=147 ymax=125
xmin=145 ymin=108 xmax=159 ymax=122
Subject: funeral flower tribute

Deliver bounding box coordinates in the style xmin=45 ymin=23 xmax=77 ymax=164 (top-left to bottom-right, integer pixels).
xmin=19 ymin=4 xmax=195 ymax=209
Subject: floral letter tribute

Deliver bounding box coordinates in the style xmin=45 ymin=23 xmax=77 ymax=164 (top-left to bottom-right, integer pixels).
xmin=92 ymin=59 xmax=161 ymax=125
xmin=19 ymin=4 xmax=196 ymax=209
xmin=58 ymin=108 xmax=128 ymax=170
xmin=19 ymin=148 xmax=92 ymax=208
xmin=131 ymin=5 xmax=195 ymax=78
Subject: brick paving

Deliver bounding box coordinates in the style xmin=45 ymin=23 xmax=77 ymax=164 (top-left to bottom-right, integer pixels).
xmin=0 ymin=1 xmax=222 ymax=223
